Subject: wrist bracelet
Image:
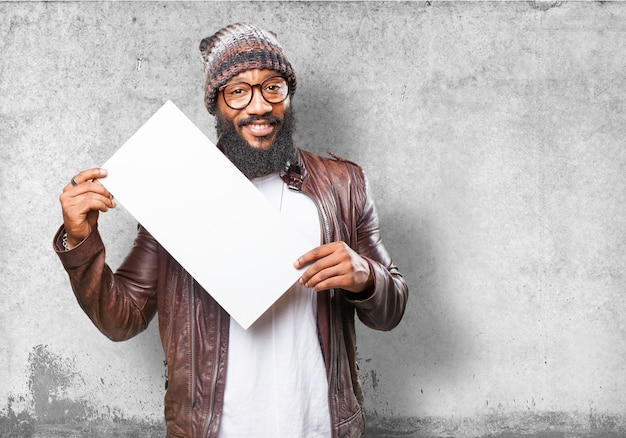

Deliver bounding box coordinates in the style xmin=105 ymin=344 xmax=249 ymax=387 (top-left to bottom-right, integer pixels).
xmin=62 ymin=233 xmax=70 ymax=251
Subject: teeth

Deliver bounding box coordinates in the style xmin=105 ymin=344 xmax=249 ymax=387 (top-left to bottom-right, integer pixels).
xmin=249 ymin=124 xmax=270 ymax=131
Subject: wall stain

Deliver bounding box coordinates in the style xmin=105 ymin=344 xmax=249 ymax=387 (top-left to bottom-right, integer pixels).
xmin=0 ymin=395 xmax=35 ymax=438
xmin=27 ymin=344 xmax=89 ymax=423
xmin=1 ymin=345 xmax=164 ymax=437
xmin=371 ymin=369 xmax=379 ymax=390
xmin=364 ymin=410 xmax=626 ymax=438
xmin=135 ymin=54 xmax=144 ymax=72
xmin=528 ymin=1 xmax=562 ymax=11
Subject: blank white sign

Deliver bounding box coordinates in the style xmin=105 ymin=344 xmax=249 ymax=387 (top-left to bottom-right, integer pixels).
xmin=101 ymin=101 xmax=312 ymax=329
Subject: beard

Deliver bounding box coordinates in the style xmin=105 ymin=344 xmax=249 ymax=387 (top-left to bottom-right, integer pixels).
xmin=215 ymin=107 xmax=297 ymax=180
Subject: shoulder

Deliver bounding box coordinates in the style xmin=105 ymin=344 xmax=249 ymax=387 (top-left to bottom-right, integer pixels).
xmin=299 ymin=149 xmax=369 ymax=219
xmin=299 ymin=149 xmax=365 ymax=183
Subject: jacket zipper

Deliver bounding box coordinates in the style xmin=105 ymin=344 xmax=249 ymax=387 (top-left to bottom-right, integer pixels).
xmin=203 ymin=309 xmax=222 ymax=437
xmin=329 ymin=186 xmax=342 ymax=392
xmin=164 ymin=272 xmax=179 ymax=390
xmin=191 ymin=280 xmax=197 ymax=409
xmin=302 ymin=185 xmax=341 ymax=427
xmin=330 ymin=289 xmax=338 ymax=393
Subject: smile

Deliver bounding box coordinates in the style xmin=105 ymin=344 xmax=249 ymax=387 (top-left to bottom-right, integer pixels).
xmin=242 ymin=122 xmax=275 ymax=137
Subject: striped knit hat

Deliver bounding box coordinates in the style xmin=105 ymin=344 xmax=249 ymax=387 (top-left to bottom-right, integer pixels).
xmin=200 ymin=23 xmax=297 ymax=115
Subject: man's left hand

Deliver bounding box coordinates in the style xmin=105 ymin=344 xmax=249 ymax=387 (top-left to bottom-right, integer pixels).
xmin=294 ymin=242 xmax=374 ymax=294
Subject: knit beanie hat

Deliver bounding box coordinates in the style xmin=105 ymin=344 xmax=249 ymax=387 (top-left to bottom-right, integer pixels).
xmin=200 ymin=23 xmax=297 ymax=115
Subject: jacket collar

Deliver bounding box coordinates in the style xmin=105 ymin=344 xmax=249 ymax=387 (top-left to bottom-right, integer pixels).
xmin=280 ymin=147 xmax=305 ymax=191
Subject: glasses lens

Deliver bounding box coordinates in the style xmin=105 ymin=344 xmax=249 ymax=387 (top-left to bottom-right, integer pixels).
xmin=222 ymin=83 xmax=252 ymax=110
xmin=260 ymin=77 xmax=289 ymax=104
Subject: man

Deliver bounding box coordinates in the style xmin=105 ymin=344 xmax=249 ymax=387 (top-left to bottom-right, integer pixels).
xmin=55 ymin=23 xmax=408 ymax=437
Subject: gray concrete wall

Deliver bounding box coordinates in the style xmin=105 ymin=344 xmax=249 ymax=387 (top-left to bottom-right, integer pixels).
xmin=1 ymin=1 xmax=625 ymax=437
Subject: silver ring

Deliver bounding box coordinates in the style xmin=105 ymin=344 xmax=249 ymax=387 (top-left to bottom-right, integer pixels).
xmin=70 ymin=176 xmax=78 ymax=186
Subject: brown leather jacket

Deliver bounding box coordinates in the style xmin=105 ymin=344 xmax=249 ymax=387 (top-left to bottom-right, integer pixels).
xmin=54 ymin=149 xmax=408 ymax=438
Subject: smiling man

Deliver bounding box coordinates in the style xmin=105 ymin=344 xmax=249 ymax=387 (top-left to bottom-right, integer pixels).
xmin=54 ymin=23 xmax=408 ymax=438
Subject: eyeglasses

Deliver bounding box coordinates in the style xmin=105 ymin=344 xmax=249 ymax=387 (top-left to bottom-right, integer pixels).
xmin=219 ymin=76 xmax=289 ymax=110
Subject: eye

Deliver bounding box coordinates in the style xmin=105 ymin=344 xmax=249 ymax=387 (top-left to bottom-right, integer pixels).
xmin=224 ymin=84 xmax=250 ymax=96
xmin=263 ymin=79 xmax=287 ymax=94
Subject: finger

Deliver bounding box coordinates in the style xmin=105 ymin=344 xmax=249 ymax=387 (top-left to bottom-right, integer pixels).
xmin=294 ymin=243 xmax=338 ymax=269
xmin=299 ymin=252 xmax=347 ymax=289
xmin=76 ymin=180 xmax=113 ymax=198
xmin=64 ymin=168 xmax=108 ymax=190
xmin=77 ymin=194 xmax=116 ymax=212
xmin=301 ymin=262 xmax=344 ymax=290
xmin=308 ymin=273 xmax=353 ymax=292
xmin=62 ymin=179 xmax=114 ymax=201
xmin=73 ymin=167 xmax=107 ymax=184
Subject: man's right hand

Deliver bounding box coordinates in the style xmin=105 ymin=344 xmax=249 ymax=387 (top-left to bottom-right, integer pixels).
xmin=60 ymin=168 xmax=115 ymax=249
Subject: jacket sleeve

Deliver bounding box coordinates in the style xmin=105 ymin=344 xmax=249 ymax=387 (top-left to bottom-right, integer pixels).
xmin=342 ymin=174 xmax=409 ymax=331
xmin=53 ymin=224 xmax=159 ymax=341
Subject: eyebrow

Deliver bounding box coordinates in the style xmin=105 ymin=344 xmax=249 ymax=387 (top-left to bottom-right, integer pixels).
xmin=223 ymin=75 xmax=284 ymax=87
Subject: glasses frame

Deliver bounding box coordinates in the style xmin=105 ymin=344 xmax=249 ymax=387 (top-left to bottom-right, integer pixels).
xmin=219 ymin=75 xmax=290 ymax=110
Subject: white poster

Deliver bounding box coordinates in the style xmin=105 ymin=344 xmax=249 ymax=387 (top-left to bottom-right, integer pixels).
xmin=101 ymin=101 xmax=313 ymax=329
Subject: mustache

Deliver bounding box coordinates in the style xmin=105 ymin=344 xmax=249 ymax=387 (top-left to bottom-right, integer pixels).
xmin=237 ymin=114 xmax=282 ymax=128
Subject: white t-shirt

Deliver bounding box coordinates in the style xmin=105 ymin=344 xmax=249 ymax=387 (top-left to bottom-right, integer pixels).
xmin=218 ymin=173 xmax=331 ymax=437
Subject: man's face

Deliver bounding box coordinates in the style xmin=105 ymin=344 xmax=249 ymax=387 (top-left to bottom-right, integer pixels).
xmin=216 ymin=68 xmax=290 ymax=150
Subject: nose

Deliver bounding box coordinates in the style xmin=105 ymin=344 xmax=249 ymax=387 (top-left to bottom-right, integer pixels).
xmin=246 ymin=85 xmax=274 ymax=115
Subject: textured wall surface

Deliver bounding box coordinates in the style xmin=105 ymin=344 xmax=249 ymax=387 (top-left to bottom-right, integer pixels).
xmin=1 ymin=1 xmax=625 ymax=437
